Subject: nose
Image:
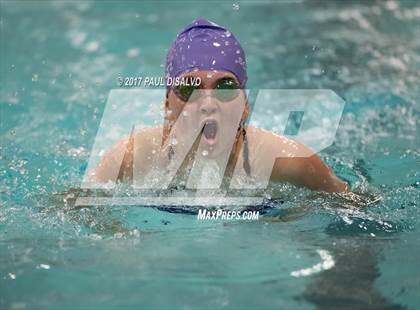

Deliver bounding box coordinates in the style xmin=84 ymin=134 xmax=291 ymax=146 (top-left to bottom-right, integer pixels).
xmin=200 ymin=102 xmax=217 ymax=115
xmin=199 ymin=92 xmax=217 ymax=115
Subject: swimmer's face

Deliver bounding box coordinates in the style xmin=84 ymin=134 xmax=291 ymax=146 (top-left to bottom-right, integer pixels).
xmin=166 ymin=70 xmax=248 ymax=159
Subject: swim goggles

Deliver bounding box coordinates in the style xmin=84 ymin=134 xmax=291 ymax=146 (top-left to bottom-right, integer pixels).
xmin=173 ymin=77 xmax=240 ymax=103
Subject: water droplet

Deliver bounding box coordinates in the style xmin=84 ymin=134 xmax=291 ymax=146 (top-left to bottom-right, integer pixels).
xmin=224 ymin=41 xmax=229 ymax=46
xmin=206 ymin=72 xmax=213 ymax=78
xmin=85 ymin=41 xmax=99 ymax=52
xmin=127 ymin=48 xmax=140 ymax=58
xmin=31 ymin=74 xmax=39 ymax=82
xmin=182 ymin=110 xmax=189 ymax=116
xmin=213 ymin=42 xmax=221 ymax=47
xmin=225 ymin=31 xmax=231 ymax=37
xmin=232 ymin=3 xmax=240 ymax=11
xmin=212 ymin=60 xmax=216 ymax=65
xmin=236 ymin=49 xmax=240 ymax=54
xmin=170 ymin=137 xmax=178 ymax=145
xmin=130 ymin=229 xmax=141 ymax=238
xmin=202 ymin=150 xmax=208 ymax=156
xmin=113 ymin=232 xmax=124 ymax=239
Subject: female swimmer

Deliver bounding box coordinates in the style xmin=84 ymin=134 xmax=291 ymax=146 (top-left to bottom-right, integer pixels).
xmin=89 ymin=18 xmax=348 ymax=193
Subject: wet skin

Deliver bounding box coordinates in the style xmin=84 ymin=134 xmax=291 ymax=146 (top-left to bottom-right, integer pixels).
xmin=90 ymin=70 xmax=348 ymax=193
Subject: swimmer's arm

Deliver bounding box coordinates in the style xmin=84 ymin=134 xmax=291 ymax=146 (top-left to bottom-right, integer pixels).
xmin=269 ymin=143 xmax=348 ymax=193
xmin=291 ymin=154 xmax=348 ymax=192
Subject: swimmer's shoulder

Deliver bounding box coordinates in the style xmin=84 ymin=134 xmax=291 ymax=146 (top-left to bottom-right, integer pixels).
xmin=102 ymin=125 xmax=164 ymax=165
xmin=133 ymin=125 xmax=163 ymax=149
xmin=245 ymin=126 xmax=278 ymax=142
xmin=131 ymin=125 xmax=166 ymax=165
xmin=90 ymin=126 xmax=164 ymax=182
xmin=244 ymin=126 xmax=315 ymax=178
xmin=245 ymin=126 xmax=312 ymax=156
xmin=106 ymin=125 xmax=163 ymax=156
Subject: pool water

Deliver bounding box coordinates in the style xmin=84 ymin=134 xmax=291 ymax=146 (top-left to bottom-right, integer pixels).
xmin=1 ymin=1 xmax=419 ymax=309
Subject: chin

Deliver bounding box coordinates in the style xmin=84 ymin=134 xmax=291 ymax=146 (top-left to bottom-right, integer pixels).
xmin=201 ymin=142 xmax=229 ymax=160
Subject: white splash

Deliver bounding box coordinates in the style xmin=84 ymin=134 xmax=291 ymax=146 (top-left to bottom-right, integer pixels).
xmin=291 ymin=249 xmax=335 ymax=277
xmin=85 ymin=41 xmax=99 ymax=52
xmin=126 ymin=48 xmax=140 ymax=58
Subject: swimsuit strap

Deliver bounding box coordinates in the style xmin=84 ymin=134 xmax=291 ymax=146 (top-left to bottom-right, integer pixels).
xmin=117 ymin=126 xmax=135 ymax=184
xmin=242 ymin=126 xmax=251 ymax=177
xmin=220 ymin=124 xmax=251 ymax=189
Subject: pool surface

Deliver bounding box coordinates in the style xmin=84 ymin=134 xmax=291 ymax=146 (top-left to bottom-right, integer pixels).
xmin=1 ymin=1 xmax=419 ymax=309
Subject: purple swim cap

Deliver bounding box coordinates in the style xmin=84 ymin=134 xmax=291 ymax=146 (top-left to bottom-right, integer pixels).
xmin=165 ymin=18 xmax=247 ymax=91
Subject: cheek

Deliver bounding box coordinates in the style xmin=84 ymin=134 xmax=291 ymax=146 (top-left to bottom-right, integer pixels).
xmin=221 ymin=102 xmax=245 ymax=123
xmin=168 ymin=94 xmax=201 ymax=123
xmin=167 ymin=92 xmax=189 ymax=117
xmin=176 ymin=104 xmax=201 ymax=130
xmin=167 ymin=101 xmax=183 ymax=118
xmin=174 ymin=105 xmax=203 ymax=147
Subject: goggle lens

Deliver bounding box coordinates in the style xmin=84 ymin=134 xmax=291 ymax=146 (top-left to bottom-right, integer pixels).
xmin=173 ymin=78 xmax=240 ymax=102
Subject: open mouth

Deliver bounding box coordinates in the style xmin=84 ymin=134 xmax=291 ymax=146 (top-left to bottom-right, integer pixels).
xmin=202 ymin=120 xmax=218 ymax=145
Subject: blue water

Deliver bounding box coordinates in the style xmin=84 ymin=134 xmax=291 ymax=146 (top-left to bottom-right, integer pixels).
xmin=1 ymin=1 xmax=419 ymax=309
